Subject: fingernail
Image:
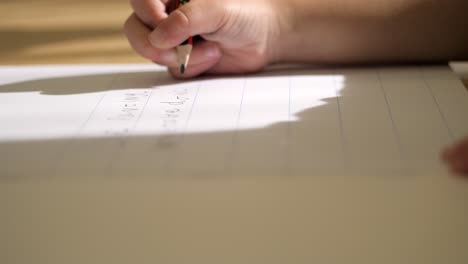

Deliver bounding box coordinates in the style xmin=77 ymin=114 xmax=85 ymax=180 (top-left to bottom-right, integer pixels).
xmin=149 ymin=29 xmax=165 ymax=48
xmin=159 ymin=50 xmax=176 ymax=63
xmin=204 ymin=44 xmax=220 ymax=58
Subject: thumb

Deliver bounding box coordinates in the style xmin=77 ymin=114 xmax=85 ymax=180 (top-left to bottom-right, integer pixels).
xmin=148 ymin=1 xmax=224 ymax=49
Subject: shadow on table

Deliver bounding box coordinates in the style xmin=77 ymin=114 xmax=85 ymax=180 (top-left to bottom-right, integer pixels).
xmin=0 ymin=65 xmax=329 ymax=95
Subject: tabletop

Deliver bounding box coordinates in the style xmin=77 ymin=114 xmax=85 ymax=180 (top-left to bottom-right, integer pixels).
xmin=2 ymin=1 xmax=468 ymax=264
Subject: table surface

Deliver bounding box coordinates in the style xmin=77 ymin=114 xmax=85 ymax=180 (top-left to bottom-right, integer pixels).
xmin=0 ymin=0 xmax=144 ymax=65
xmin=2 ymin=1 xmax=468 ymax=264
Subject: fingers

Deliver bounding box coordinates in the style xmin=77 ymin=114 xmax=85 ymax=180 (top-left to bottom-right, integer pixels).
xmin=148 ymin=1 xmax=225 ymax=49
xmin=126 ymin=0 xmax=225 ymax=77
xmin=169 ymin=41 xmax=222 ymax=79
xmin=130 ymin=0 xmax=170 ymax=28
xmin=124 ymin=13 xmax=177 ymax=64
xmin=125 ymin=14 xmax=222 ymax=74
xmin=443 ymin=137 xmax=468 ymax=175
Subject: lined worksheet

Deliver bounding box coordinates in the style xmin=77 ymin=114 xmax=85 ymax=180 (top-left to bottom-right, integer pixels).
xmin=1 ymin=65 xmax=467 ymax=177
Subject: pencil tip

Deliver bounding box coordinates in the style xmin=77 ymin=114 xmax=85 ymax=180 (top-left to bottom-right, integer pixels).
xmin=180 ymin=64 xmax=185 ymax=74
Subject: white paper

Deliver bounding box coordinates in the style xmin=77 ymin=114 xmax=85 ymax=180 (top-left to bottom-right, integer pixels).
xmin=1 ymin=64 xmax=467 ymax=177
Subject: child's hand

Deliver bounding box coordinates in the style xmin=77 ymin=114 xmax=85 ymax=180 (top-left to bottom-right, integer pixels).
xmin=125 ymin=0 xmax=468 ymax=79
xmin=124 ymin=0 xmax=290 ymax=78
xmin=443 ymin=137 xmax=468 ymax=175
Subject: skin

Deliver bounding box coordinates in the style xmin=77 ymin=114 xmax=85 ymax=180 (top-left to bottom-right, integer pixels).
xmin=124 ymin=0 xmax=468 ymax=175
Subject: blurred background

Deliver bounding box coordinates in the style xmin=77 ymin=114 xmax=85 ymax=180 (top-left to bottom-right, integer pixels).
xmin=0 ymin=0 xmax=146 ymax=64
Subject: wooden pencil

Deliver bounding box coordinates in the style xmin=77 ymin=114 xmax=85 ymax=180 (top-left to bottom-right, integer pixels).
xmin=175 ymin=0 xmax=193 ymax=74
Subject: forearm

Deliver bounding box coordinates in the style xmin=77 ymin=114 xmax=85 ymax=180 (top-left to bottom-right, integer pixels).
xmin=276 ymin=0 xmax=468 ymax=64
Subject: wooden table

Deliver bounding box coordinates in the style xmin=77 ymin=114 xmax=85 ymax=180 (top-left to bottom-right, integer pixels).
xmin=0 ymin=0 xmax=144 ymax=64
xmin=2 ymin=2 xmax=468 ymax=264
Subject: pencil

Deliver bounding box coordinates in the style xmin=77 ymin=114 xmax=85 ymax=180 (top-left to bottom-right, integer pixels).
xmin=175 ymin=0 xmax=193 ymax=74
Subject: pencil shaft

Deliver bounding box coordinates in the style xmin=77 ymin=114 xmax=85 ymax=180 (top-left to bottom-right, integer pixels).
xmin=176 ymin=0 xmax=192 ymax=74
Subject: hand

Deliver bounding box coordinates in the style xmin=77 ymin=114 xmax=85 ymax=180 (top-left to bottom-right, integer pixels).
xmin=124 ymin=0 xmax=290 ymax=78
xmin=443 ymin=137 xmax=468 ymax=175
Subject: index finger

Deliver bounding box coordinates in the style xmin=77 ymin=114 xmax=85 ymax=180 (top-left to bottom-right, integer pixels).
xmin=130 ymin=0 xmax=172 ymax=28
xmin=148 ymin=0 xmax=225 ymax=49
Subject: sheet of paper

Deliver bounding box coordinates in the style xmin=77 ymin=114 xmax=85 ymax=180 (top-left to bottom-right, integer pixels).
xmin=1 ymin=64 xmax=467 ymax=177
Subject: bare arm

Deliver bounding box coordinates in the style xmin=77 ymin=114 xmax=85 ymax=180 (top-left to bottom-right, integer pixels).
xmin=276 ymin=0 xmax=468 ymax=64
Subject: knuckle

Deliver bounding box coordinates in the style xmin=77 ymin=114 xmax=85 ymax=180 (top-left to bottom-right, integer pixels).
xmin=128 ymin=37 xmax=155 ymax=60
xmin=123 ymin=13 xmax=163 ymax=62
xmin=138 ymin=42 xmax=157 ymax=60
xmin=172 ymin=8 xmax=191 ymax=29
